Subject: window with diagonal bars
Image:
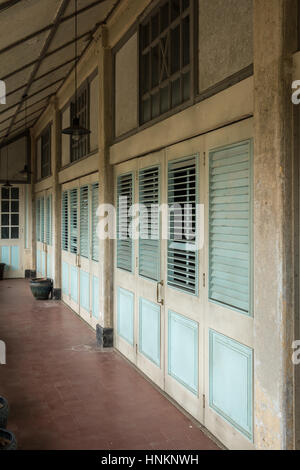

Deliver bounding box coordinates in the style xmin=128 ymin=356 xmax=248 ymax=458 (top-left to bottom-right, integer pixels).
xmin=140 ymin=0 xmax=192 ymax=125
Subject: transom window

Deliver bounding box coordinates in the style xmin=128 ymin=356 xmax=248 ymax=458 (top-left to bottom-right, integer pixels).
xmin=70 ymin=85 xmax=89 ymax=163
xmin=139 ymin=0 xmax=193 ymax=125
xmin=1 ymin=187 xmax=19 ymax=240
xmin=41 ymin=126 xmax=51 ymax=179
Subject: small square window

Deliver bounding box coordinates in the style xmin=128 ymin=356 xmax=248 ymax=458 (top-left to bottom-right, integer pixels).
xmin=11 ymin=214 xmax=19 ymax=226
xmin=1 ymin=201 xmax=9 ymax=212
xmin=11 ymin=227 xmax=19 ymax=239
xmin=1 ymin=214 xmax=9 ymax=226
xmin=1 ymin=188 xmax=9 ymax=200
xmin=1 ymin=227 xmax=9 ymax=239
xmin=11 ymin=188 xmax=19 ymax=200
xmin=11 ymin=201 xmax=19 ymax=213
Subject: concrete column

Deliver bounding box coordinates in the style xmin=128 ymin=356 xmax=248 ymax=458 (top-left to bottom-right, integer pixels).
xmin=51 ymin=97 xmax=62 ymax=298
xmin=30 ymin=129 xmax=37 ymax=274
xmin=95 ymin=26 xmax=114 ymax=346
xmin=253 ymin=0 xmax=297 ymax=449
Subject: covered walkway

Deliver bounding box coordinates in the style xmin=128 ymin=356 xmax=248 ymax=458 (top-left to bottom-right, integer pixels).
xmin=0 ymin=279 xmax=219 ymax=450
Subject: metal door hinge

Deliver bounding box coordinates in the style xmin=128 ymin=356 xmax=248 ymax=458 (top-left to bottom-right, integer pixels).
xmin=203 ymin=152 xmax=206 ymax=167
xmin=203 ymin=394 xmax=206 ymax=409
xmin=203 ymin=273 xmax=206 ymax=288
xmin=136 ymin=344 xmax=138 ymax=354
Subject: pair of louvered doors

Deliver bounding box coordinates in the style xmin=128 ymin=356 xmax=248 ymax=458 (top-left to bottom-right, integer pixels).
xmin=114 ymin=119 xmax=255 ymax=450
xmin=61 ymin=173 xmax=101 ymax=329
xmin=36 ymin=189 xmax=53 ymax=279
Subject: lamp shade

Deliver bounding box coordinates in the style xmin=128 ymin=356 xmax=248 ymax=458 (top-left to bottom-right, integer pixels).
xmin=61 ymin=117 xmax=91 ymax=140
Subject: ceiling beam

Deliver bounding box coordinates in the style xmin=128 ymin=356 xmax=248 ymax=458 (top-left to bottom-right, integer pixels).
xmin=1 ymin=0 xmax=71 ymax=143
xmin=1 ymin=30 xmax=90 ymax=81
xmin=0 ymin=0 xmax=110 ymax=57
xmin=0 ymin=0 xmax=21 ymax=12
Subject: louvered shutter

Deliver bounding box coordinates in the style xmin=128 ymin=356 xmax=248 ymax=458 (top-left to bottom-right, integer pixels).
xmin=92 ymin=183 xmax=99 ymax=262
xmin=80 ymin=185 xmax=89 ymax=258
xmin=40 ymin=196 xmax=45 ymax=243
xmin=46 ymin=195 xmax=52 ymax=246
xmin=168 ymin=156 xmax=197 ymax=295
xmin=36 ymin=198 xmax=40 ymax=242
xmin=62 ymin=191 xmax=69 ymax=251
xmin=209 ymin=140 xmax=252 ymax=315
xmin=70 ymin=188 xmax=78 ymax=254
xmin=117 ymin=173 xmax=133 ymax=272
xmin=139 ymin=166 xmax=160 ymax=281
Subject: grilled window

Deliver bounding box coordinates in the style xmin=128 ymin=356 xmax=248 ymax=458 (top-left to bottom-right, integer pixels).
xmin=139 ymin=0 xmax=192 ymax=124
xmin=70 ymin=85 xmax=89 ymax=163
xmin=36 ymin=198 xmax=41 ymax=242
xmin=1 ymin=187 xmax=20 ymax=240
xmin=168 ymin=156 xmax=197 ymax=295
xmin=41 ymin=126 xmax=51 ymax=179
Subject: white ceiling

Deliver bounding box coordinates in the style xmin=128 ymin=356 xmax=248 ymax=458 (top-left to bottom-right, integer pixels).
xmin=0 ymin=0 xmax=118 ymax=144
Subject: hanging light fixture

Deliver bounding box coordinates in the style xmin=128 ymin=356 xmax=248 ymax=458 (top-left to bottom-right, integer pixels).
xmin=2 ymin=136 xmax=12 ymax=188
xmin=62 ymin=0 xmax=91 ymax=141
xmin=20 ymin=93 xmax=32 ymax=176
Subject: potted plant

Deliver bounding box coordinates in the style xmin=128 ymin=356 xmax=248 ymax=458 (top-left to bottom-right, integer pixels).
xmin=0 ymin=429 xmax=17 ymax=450
xmin=29 ymin=278 xmax=53 ymax=300
xmin=0 ymin=397 xmax=8 ymax=428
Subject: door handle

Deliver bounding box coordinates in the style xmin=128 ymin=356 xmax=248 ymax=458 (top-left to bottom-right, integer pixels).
xmin=157 ymin=281 xmax=164 ymax=305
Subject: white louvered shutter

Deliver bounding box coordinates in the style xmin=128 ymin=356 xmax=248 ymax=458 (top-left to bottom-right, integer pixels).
xmin=139 ymin=166 xmax=160 ymax=281
xmin=36 ymin=198 xmax=41 ymax=242
xmin=168 ymin=156 xmax=197 ymax=295
xmin=92 ymin=183 xmax=99 ymax=262
xmin=62 ymin=191 xmax=69 ymax=251
xmin=80 ymin=185 xmax=89 ymax=258
xmin=46 ymin=195 xmax=52 ymax=246
xmin=209 ymin=140 xmax=252 ymax=315
xmin=40 ymin=196 xmax=45 ymax=243
xmin=70 ymin=188 xmax=78 ymax=254
xmin=117 ymin=173 xmax=133 ymax=272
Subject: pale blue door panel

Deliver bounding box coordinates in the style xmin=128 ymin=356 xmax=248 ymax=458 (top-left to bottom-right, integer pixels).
xmin=62 ymin=262 xmax=69 ymax=295
xmin=11 ymin=246 xmax=19 ymax=271
xmin=80 ymin=270 xmax=90 ymax=311
xmin=70 ymin=266 xmax=78 ymax=303
xmin=92 ymin=276 xmax=100 ymax=319
xmin=168 ymin=310 xmax=199 ymax=395
xmin=139 ymin=298 xmax=160 ymax=366
xmin=47 ymin=253 xmax=51 ymax=278
xmin=209 ymin=329 xmax=253 ymax=440
xmin=117 ymin=287 xmax=134 ymax=345
xmin=1 ymin=246 xmax=9 ymax=265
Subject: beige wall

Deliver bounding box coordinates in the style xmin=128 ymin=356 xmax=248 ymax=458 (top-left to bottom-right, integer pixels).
xmin=115 ymin=32 xmax=138 ymax=137
xmin=198 ymin=0 xmax=253 ymax=92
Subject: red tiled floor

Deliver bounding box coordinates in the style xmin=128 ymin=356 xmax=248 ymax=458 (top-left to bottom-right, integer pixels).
xmin=0 ymin=279 xmax=220 ymax=450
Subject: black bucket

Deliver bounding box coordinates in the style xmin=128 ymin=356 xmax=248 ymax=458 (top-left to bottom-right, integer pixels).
xmin=0 ymin=264 xmax=5 ymax=281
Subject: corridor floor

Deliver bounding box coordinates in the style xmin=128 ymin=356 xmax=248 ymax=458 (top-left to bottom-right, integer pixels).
xmin=0 ymin=279 xmax=220 ymax=450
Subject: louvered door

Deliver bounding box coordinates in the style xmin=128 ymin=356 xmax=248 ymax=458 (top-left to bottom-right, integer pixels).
xmin=163 ymin=140 xmax=205 ymax=424
xmin=204 ymin=121 xmax=254 ymax=450
xmin=136 ymin=153 xmax=164 ymax=388
xmin=36 ymin=191 xmax=52 ymax=279
xmin=61 ymin=174 xmax=101 ymax=328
